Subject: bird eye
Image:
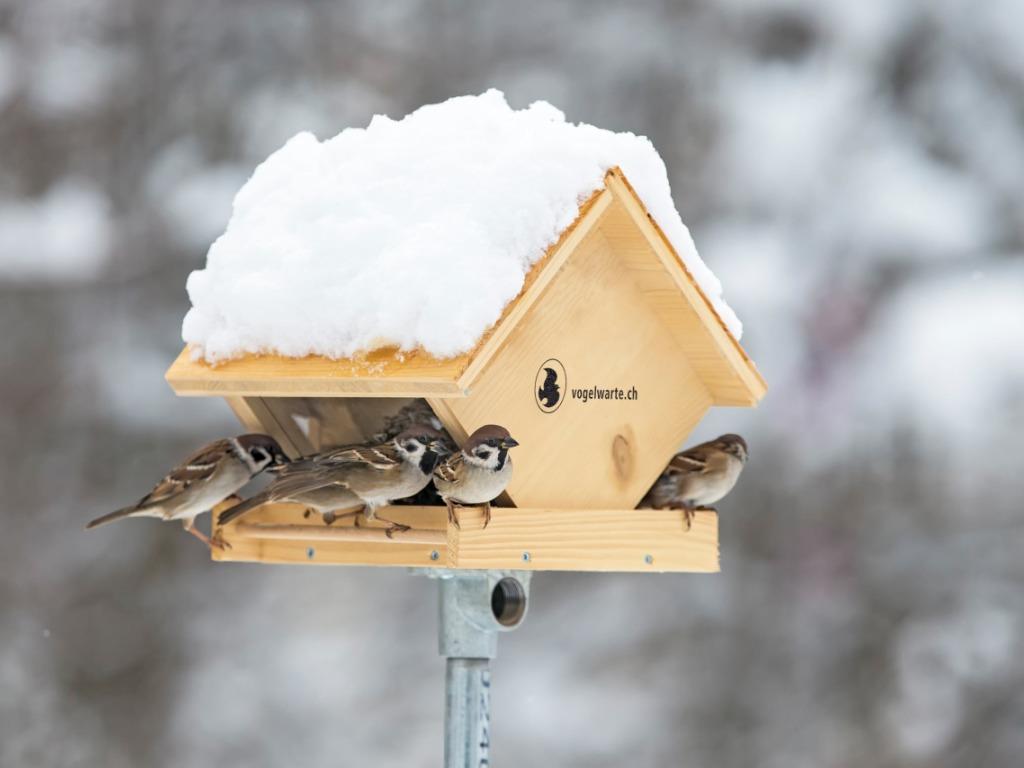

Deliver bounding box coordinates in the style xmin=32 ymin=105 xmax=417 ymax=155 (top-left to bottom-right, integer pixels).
xmin=403 ymin=441 xmax=417 ymax=452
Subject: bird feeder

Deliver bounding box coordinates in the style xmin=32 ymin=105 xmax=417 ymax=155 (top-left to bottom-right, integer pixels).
xmin=166 ymin=168 xmax=766 ymax=574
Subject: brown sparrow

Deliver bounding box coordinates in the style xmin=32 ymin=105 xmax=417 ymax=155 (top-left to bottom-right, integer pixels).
xmin=218 ymin=426 xmax=449 ymax=535
xmin=373 ymin=400 xmax=450 ymax=444
xmin=433 ymin=424 xmax=519 ymax=529
xmin=639 ymin=433 xmax=748 ymax=529
xmin=86 ymin=434 xmax=288 ymax=548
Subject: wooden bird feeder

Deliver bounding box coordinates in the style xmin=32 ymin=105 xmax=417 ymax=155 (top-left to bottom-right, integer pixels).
xmin=166 ymin=168 xmax=766 ymax=573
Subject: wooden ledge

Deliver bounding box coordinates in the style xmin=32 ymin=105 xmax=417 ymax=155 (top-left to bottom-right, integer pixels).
xmin=211 ymin=502 xmax=719 ymax=573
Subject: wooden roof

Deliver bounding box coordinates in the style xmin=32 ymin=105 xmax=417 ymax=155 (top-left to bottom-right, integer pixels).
xmin=166 ymin=168 xmax=766 ymax=405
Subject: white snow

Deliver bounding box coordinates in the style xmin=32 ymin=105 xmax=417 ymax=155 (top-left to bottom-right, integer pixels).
xmin=182 ymin=89 xmax=741 ymax=362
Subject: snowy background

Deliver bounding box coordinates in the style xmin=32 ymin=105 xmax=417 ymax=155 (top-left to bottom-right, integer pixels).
xmin=2 ymin=2 xmax=1023 ymax=766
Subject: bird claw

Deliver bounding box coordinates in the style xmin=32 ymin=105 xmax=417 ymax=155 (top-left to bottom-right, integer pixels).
xmin=447 ymin=503 xmax=461 ymax=530
xmin=210 ymin=530 xmax=232 ymax=551
xmin=682 ymin=507 xmax=694 ymax=531
xmin=384 ymin=523 xmax=412 ymax=539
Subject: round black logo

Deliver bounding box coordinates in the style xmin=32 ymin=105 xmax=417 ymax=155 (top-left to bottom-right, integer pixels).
xmin=535 ymin=359 xmax=566 ymax=413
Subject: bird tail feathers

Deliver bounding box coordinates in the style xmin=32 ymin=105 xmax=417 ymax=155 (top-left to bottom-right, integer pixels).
xmin=85 ymin=506 xmax=140 ymax=529
xmin=217 ymin=494 xmax=265 ymax=526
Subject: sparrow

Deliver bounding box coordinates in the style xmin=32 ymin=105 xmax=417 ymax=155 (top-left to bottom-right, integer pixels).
xmin=372 ymin=400 xmax=450 ymax=445
xmin=639 ymin=433 xmax=748 ymax=529
xmin=371 ymin=401 xmax=457 ymax=506
xmin=433 ymin=424 xmax=519 ymax=529
xmin=86 ymin=434 xmax=288 ymax=548
xmin=218 ymin=426 xmax=449 ymax=535
xmin=537 ymin=368 xmax=560 ymax=409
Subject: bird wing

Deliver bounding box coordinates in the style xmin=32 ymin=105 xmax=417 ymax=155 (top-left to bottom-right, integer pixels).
xmin=137 ymin=438 xmax=232 ymax=507
xmin=665 ymin=447 xmax=710 ymax=476
xmin=263 ymin=469 xmax=351 ymax=501
xmin=261 ymin=443 xmax=404 ymax=499
xmin=242 ymin=442 xmax=404 ymax=510
xmin=219 ymin=468 xmax=350 ymax=525
xmin=314 ymin=443 xmax=402 ymax=470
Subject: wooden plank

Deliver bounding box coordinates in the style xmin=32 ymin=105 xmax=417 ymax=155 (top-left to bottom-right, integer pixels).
xmin=225 ymin=396 xmax=305 ymax=457
xmin=212 ymin=502 xmax=449 ymax=568
xmin=225 ymin=396 xmax=266 ymax=433
xmin=209 ymin=502 xmax=719 ymax=573
xmin=424 ymin=396 xmax=470 ymax=446
xmin=165 ymin=346 xmax=470 ymax=398
xmin=602 ymin=168 xmax=767 ymax=405
xmin=221 ymin=397 xmax=311 ymax=458
xmin=236 ymin=522 xmax=445 ymax=546
xmin=450 ymin=506 xmax=719 ymax=572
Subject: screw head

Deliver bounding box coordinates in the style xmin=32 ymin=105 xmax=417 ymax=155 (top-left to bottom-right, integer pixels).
xmin=521 ymin=552 xmax=531 ymax=562
xmin=430 ymin=550 xmax=440 ymax=561
xmin=306 ymin=547 xmax=315 ymax=560
xmin=644 ymin=554 xmax=653 ymax=565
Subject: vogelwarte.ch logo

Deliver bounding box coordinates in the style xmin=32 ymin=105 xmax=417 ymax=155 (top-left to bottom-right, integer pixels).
xmin=535 ymin=359 xmax=565 ymax=413
xmin=535 ymin=358 xmax=639 ymax=412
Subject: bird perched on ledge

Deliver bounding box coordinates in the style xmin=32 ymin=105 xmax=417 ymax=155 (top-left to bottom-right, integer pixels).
xmin=434 ymin=424 xmax=519 ymax=529
xmin=639 ymin=433 xmax=748 ymax=529
xmin=218 ymin=426 xmax=449 ymax=536
xmin=86 ymin=434 xmax=288 ymax=549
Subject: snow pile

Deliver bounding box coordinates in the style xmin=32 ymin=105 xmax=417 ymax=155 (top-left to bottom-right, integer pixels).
xmin=183 ymin=90 xmax=740 ymax=362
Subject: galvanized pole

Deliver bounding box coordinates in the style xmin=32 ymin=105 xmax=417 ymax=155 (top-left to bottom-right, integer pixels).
xmin=444 ymin=659 xmax=491 ymax=766
xmin=436 ymin=570 xmax=530 ymax=768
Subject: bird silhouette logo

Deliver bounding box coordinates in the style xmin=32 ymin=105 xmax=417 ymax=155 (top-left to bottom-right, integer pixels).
xmin=535 ymin=359 xmax=566 ymax=413
xmin=539 ymin=368 xmax=560 ymax=407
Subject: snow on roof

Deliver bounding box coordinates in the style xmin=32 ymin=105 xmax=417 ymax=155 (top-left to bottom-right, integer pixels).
xmin=182 ymin=89 xmax=742 ymax=362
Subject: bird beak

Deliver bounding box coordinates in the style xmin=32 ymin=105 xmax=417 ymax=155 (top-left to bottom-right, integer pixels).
xmin=430 ymin=439 xmax=451 ymax=455
xmin=501 ymin=437 xmax=519 ymax=449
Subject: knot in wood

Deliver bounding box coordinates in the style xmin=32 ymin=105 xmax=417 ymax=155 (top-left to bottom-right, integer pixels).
xmin=612 ymin=433 xmax=633 ymax=481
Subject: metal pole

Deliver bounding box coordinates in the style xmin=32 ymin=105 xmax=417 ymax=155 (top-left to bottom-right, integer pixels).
xmin=445 ymin=659 xmax=491 ymax=767
xmin=435 ymin=570 xmax=530 ymax=768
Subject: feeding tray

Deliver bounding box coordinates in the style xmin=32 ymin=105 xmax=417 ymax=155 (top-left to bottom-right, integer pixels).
xmin=212 ymin=502 xmax=719 ymax=572
xmin=167 ymin=168 xmax=766 ymax=573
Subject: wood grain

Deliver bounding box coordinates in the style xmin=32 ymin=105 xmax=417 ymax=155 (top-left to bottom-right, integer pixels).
xmin=442 ymin=218 xmax=713 ymax=510
xmin=211 ymin=502 xmax=449 ymax=568
xmin=603 ymin=169 xmax=768 ymax=405
xmin=166 ymin=346 xmax=470 ymax=398
xmin=209 ymin=501 xmax=718 ymax=573
xmin=450 ymin=506 xmax=719 ymax=573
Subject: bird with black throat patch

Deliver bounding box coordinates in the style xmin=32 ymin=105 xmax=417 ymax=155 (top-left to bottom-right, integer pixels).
xmin=639 ymin=434 xmax=748 ymax=529
xmin=86 ymin=434 xmax=288 ymax=549
xmin=217 ymin=426 xmax=449 ymax=536
xmin=433 ymin=424 xmax=520 ymax=529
